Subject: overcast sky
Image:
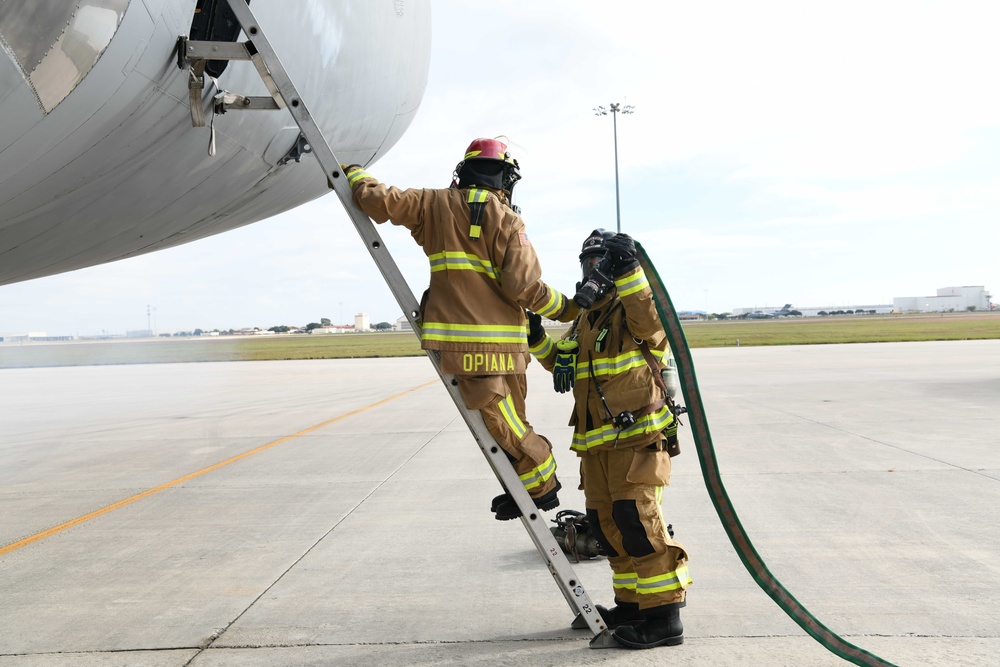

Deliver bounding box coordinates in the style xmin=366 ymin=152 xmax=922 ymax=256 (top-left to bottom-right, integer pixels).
xmin=3 ymin=0 xmax=999 ymax=336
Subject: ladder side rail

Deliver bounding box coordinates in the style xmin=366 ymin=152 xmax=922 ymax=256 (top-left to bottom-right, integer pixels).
xmin=220 ymin=0 xmax=606 ymax=637
xmin=430 ymin=360 xmax=592 ymax=616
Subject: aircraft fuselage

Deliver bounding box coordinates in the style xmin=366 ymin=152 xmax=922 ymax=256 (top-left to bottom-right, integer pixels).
xmin=0 ymin=0 xmax=431 ymax=285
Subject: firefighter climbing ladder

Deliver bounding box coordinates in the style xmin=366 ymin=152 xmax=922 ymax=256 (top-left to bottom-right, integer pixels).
xmin=183 ymin=4 xmax=901 ymax=662
xmin=180 ymin=0 xmax=614 ymax=648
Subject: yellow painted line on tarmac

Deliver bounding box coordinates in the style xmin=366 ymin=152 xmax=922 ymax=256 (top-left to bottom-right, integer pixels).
xmin=0 ymin=379 xmax=439 ymax=557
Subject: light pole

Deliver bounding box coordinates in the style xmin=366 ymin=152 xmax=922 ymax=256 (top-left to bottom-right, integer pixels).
xmin=593 ymin=102 xmax=635 ymax=233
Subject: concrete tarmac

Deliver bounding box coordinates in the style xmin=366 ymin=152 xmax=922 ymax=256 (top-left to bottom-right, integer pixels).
xmin=1 ymin=340 xmax=998 ymax=666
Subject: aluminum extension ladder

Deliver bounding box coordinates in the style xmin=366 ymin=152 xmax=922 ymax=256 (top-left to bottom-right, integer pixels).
xmin=179 ymin=0 xmax=613 ymax=647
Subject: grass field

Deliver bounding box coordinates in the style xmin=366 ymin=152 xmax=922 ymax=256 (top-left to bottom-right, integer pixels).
xmin=679 ymin=312 xmax=1000 ymax=347
xmin=2 ymin=313 xmax=998 ymax=369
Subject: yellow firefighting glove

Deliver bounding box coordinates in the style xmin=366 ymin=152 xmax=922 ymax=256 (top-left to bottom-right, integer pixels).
xmin=553 ymin=339 xmax=579 ymax=393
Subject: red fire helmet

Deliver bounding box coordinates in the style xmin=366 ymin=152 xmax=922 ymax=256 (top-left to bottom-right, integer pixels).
xmin=463 ymin=137 xmax=517 ymax=166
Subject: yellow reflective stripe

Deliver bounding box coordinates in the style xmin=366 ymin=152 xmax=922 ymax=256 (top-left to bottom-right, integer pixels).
xmin=421 ymin=322 xmax=527 ymax=344
xmin=576 ymin=348 xmax=664 ymax=381
xmin=636 ymin=565 xmax=693 ymax=594
xmin=520 ymin=452 xmax=557 ymax=491
xmin=467 ymin=189 xmax=488 ymax=239
xmin=529 ymin=334 xmax=554 ymax=358
xmin=347 ymin=169 xmax=372 ymax=186
xmin=571 ymin=406 xmax=674 ymax=452
xmin=576 ymin=350 xmax=645 ymax=380
xmin=498 ymin=394 xmax=527 ymax=440
xmin=428 ymin=251 xmax=497 ymax=280
xmin=534 ymin=287 xmax=564 ymax=318
xmin=613 ymin=572 xmax=638 ymax=591
xmin=615 ymin=268 xmax=649 ymax=298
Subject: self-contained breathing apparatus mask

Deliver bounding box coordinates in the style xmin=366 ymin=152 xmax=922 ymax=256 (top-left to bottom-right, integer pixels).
xmin=574 ymin=229 xmax=617 ymax=309
xmin=574 ymin=254 xmax=616 ymax=309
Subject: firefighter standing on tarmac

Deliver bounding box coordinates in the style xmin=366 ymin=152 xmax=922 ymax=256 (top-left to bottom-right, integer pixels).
xmin=342 ymin=138 xmax=579 ymax=520
xmin=528 ymin=229 xmax=693 ymax=649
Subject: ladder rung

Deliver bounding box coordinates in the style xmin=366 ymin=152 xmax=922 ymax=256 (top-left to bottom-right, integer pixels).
xmin=182 ymin=39 xmax=252 ymax=62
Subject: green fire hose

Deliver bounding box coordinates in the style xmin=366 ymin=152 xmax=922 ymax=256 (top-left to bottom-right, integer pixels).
xmin=637 ymin=242 xmax=897 ymax=667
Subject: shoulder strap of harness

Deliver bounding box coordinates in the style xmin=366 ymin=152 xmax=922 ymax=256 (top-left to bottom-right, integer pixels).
xmin=466 ymin=188 xmax=488 ymax=240
xmin=638 ymin=340 xmax=669 ymax=397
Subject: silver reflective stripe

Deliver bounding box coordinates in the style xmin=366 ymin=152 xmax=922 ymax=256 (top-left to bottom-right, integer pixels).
xmin=571 ymin=407 xmax=673 ymax=451
xmin=421 ymin=323 xmax=527 ymax=344
xmin=529 ymin=335 xmax=554 ymax=358
xmin=615 ymin=270 xmax=649 ymax=298
xmin=498 ymin=394 xmax=527 ymax=439
xmin=519 ymin=453 xmax=556 ymax=490
xmin=636 ymin=565 xmax=693 ymax=593
xmin=534 ymin=288 xmax=564 ymax=318
xmin=428 ymin=251 xmax=498 ymax=280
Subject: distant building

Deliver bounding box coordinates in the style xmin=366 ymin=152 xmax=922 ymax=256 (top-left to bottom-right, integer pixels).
xmin=893 ymin=286 xmax=991 ymax=313
xmin=1 ymin=332 xmax=74 ymax=342
xmin=792 ymin=304 xmax=892 ymax=317
xmin=733 ymin=286 xmax=993 ymax=317
xmin=395 ymin=316 xmax=413 ymax=331
xmin=354 ymin=313 xmax=370 ymax=332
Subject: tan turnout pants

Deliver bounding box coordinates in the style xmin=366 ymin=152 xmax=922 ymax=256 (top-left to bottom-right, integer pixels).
xmin=581 ymin=444 xmax=691 ymax=609
xmin=456 ymin=371 xmax=558 ymax=498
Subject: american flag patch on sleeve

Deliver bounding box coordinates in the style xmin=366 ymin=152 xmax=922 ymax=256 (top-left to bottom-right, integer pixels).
xmin=519 ymin=231 xmax=529 ymax=246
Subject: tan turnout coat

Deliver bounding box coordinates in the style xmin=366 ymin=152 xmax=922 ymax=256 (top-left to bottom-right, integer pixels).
xmin=348 ymin=169 xmax=577 ymax=375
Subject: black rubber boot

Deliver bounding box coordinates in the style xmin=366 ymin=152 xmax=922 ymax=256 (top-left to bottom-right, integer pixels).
xmin=490 ymin=492 xmax=510 ymax=513
xmin=494 ymin=481 xmax=561 ymax=521
xmin=612 ymin=602 xmax=683 ymax=649
xmin=596 ymin=600 xmax=642 ymax=629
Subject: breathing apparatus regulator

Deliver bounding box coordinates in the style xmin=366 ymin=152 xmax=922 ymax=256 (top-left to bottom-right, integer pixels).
xmin=550 ymin=511 xmax=605 ymax=562
xmin=551 ymin=510 xmax=675 ymax=561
